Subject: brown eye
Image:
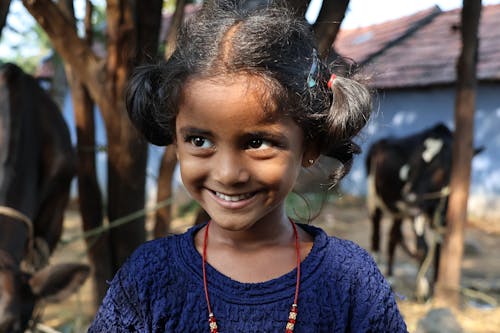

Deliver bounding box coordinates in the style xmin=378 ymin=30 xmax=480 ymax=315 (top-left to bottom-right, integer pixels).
xmin=247 ymin=138 xmax=272 ymax=150
xmin=249 ymin=138 xmax=263 ymax=149
xmin=187 ymin=136 xmax=213 ymax=148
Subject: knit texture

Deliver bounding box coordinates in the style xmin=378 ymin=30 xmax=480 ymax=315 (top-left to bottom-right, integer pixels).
xmin=88 ymin=223 xmax=408 ymax=332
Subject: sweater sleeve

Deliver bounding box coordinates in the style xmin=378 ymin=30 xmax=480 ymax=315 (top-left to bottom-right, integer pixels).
xmin=87 ymin=253 xmax=146 ymax=333
xmin=347 ymin=246 xmax=408 ymax=333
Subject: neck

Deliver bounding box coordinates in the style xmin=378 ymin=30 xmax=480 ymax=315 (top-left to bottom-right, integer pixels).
xmin=207 ymin=213 xmax=293 ymax=250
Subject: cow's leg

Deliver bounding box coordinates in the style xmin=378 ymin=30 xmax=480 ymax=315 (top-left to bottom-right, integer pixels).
xmin=433 ymin=241 xmax=441 ymax=283
xmin=413 ymin=215 xmax=431 ymax=301
xmin=413 ymin=215 xmax=428 ymax=263
xmin=387 ymin=218 xmax=403 ymax=277
xmin=370 ymin=207 xmax=383 ymax=260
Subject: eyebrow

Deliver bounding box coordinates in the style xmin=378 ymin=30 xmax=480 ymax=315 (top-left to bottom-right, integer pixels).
xmin=178 ymin=127 xmax=212 ymax=137
xmin=244 ymin=130 xmax=288 ymax=141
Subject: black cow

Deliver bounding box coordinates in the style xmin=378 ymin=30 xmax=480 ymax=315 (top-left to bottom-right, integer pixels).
xmin=0 ymin=63 xmax=89 ymax=332
xmin=365 ymin=123 xmax=481 ymax=300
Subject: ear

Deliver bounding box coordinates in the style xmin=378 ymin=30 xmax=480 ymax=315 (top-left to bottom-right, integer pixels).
xmin=29 ymin=263 xmax=90 ymax=303
xmin=301 ymin=143 xmax=321 ymax=168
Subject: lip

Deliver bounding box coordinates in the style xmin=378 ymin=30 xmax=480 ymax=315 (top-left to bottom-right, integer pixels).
xmin=206 ymin=189 xmax=259 ymax=210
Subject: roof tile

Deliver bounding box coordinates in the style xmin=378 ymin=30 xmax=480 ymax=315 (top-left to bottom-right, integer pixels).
xmin=335 ymin=4 xmax=500 ymax=88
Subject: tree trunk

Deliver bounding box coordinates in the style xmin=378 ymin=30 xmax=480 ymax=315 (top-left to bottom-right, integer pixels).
xmin=58 ymin=0 xmax=110 ymax=305
xmin=104 ymin=0 xmax=163 ymax=270
xmin=153 ymin=0 xmax=187 ymax=238
xmin=104 ymin=1 xmax=145 ymax=271
xmin=154 ymin=146 xmax=177 ymax=237
xmin=313 ymin=0 xmax=350 ymax=58
xmin=71 ymin=76 xmax=112 ymax=303
xmin=435 ymin=0 xmax=481 ymax=307
xmin=0 ymin=0 xmax=11 ymax=37
xmin=165 ymin=0 xmax=186 ymax=59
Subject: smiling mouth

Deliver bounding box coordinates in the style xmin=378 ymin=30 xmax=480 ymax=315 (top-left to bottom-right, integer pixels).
xmin=214 ymin=191 xmax=255 ymax=202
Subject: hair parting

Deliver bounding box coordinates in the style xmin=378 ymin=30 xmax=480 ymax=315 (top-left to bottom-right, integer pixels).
xmin=126 ymin=0 xmax=372 ymax=186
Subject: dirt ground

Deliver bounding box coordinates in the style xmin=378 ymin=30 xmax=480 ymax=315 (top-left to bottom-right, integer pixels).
xmin=37 ymin=197 xmax=500 ymax=333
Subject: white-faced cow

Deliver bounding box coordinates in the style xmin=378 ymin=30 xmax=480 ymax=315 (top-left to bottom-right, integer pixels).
xmin=0 ymin=63 xmax=89 ymax=332
xmin=366 ymin=123 xmax=482 ymax=300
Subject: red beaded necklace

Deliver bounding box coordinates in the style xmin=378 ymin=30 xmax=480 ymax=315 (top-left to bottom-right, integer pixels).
xmin=202 ymin=220 xmax=301 ymax=333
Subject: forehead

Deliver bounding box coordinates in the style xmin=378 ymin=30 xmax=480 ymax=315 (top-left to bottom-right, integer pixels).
xmin=178 ymin=75 xmax=282 ymax=126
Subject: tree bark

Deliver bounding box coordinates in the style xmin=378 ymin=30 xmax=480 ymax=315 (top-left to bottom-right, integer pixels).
xmin=153 ymin=0 xmax=187 ymax=238
xmin=313 ymin=0 xmax=350 ymax=58
xmin=22 ymin=0 xmax=109 ymax=110
xmin=104 ymin=0 xmax=147 ymax=271
xmin=154 ymin=146 xmax=177 ymax=237
xmin=0 ymin=0 xmax=11 ymax=37
xmin=136 ymin=0 xmax=163 ymax=62
xmin=59 ymin=0 xmax=110 ymax=305
xmin=435 ymin=0 xmax=481 ymax=307
xmin=164 ymin=0 xmax=186 ymax=59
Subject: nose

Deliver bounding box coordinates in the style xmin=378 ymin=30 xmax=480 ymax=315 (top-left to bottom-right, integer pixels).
xmin=213 ymin=150 xmax=250 ymax=185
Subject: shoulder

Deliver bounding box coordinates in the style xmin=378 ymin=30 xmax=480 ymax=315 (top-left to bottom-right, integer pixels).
xmin=301 ymin=224 xmax=389 ymax=298
xmin=300 ymin=223 xmax=376 ymax=272
xmin=324 ymin=233 xmax=387 ymax=289
xmin=122 ymin=233 xmax=180 ymax=274
xmin=120 ymin=226 xmax=199 ymax=280
xmin=322 ymin=235 xmax=407 ymax=332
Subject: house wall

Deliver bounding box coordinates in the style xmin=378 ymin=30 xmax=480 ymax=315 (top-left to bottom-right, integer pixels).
xmin=341 ymin=83 xmax=500 ymax=221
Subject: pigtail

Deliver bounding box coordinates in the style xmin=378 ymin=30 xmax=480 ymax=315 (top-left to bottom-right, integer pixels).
xmin=320 ymin=73 xmax=372 ymax=185
xmin=126 ymin=59 xmax=187 ymax=146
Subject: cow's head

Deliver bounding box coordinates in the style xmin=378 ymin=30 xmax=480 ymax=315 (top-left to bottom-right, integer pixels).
xmin=0 ymin=250 xmax=89 ymax=332
xmin=399 ymin=123 xmax=484 ymax=215
xmin=399 ymin=123 xmax=453 ymax=214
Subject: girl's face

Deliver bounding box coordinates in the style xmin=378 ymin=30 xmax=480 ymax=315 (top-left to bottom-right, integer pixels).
xmin=175 ymin=75 xmax=315 ymax=232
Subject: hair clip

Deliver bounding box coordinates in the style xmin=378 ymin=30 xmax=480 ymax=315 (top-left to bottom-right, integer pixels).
xmin=307 ymin=49 xmax=320 ymax=88
xmin=327 ymin=73 xmax=337 ymax=89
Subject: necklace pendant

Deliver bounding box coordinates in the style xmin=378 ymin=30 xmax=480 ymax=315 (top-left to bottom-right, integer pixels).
xmin=285 ymin=303 xmax=298 ymax=332
xmin=208 ymin=313 xmax=218 ymax=333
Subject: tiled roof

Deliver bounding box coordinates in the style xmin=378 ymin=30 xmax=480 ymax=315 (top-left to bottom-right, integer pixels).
xmin=335 ymin=4 xmax=500 ymax=89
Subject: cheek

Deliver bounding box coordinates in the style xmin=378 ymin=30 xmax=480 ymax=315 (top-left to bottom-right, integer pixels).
xmin=259 ymin=157 xmax=301 ymax=190
xmin=178 ymin=157 xmax=207 ymax=189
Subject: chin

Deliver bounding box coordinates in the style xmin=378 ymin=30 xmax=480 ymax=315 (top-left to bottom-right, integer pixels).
xmin=209 ymin=215 xmax=260 ymax=232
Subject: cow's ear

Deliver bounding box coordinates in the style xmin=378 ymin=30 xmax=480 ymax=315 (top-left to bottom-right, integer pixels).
xmin=28 ymin=263 xmax=90 ymax=303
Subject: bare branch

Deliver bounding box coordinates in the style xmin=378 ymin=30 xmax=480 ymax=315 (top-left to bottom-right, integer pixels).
xmin=21 ymin=0 xmax=106 ymax=108
xmin=313 ymin=0 xmax=350 ymax=58
xmin=164 ymin=0 xmax=186 ymax=59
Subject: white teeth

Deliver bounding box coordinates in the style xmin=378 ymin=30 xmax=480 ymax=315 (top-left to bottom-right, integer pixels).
xmin=215 ymin=191 xmax=253 ymax=202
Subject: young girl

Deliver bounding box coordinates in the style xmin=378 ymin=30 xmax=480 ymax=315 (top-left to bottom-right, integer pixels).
xmin=89 ymin=2 xmax=407 ymax=332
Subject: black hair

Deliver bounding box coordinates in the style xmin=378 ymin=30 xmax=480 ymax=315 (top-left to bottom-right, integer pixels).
xmin=126 ymin=0 xmax=372 ymax=186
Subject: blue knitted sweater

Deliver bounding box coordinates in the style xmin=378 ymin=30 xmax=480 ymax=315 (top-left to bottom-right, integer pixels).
xmin=88 ymin=223 xmax=408 ymax=332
